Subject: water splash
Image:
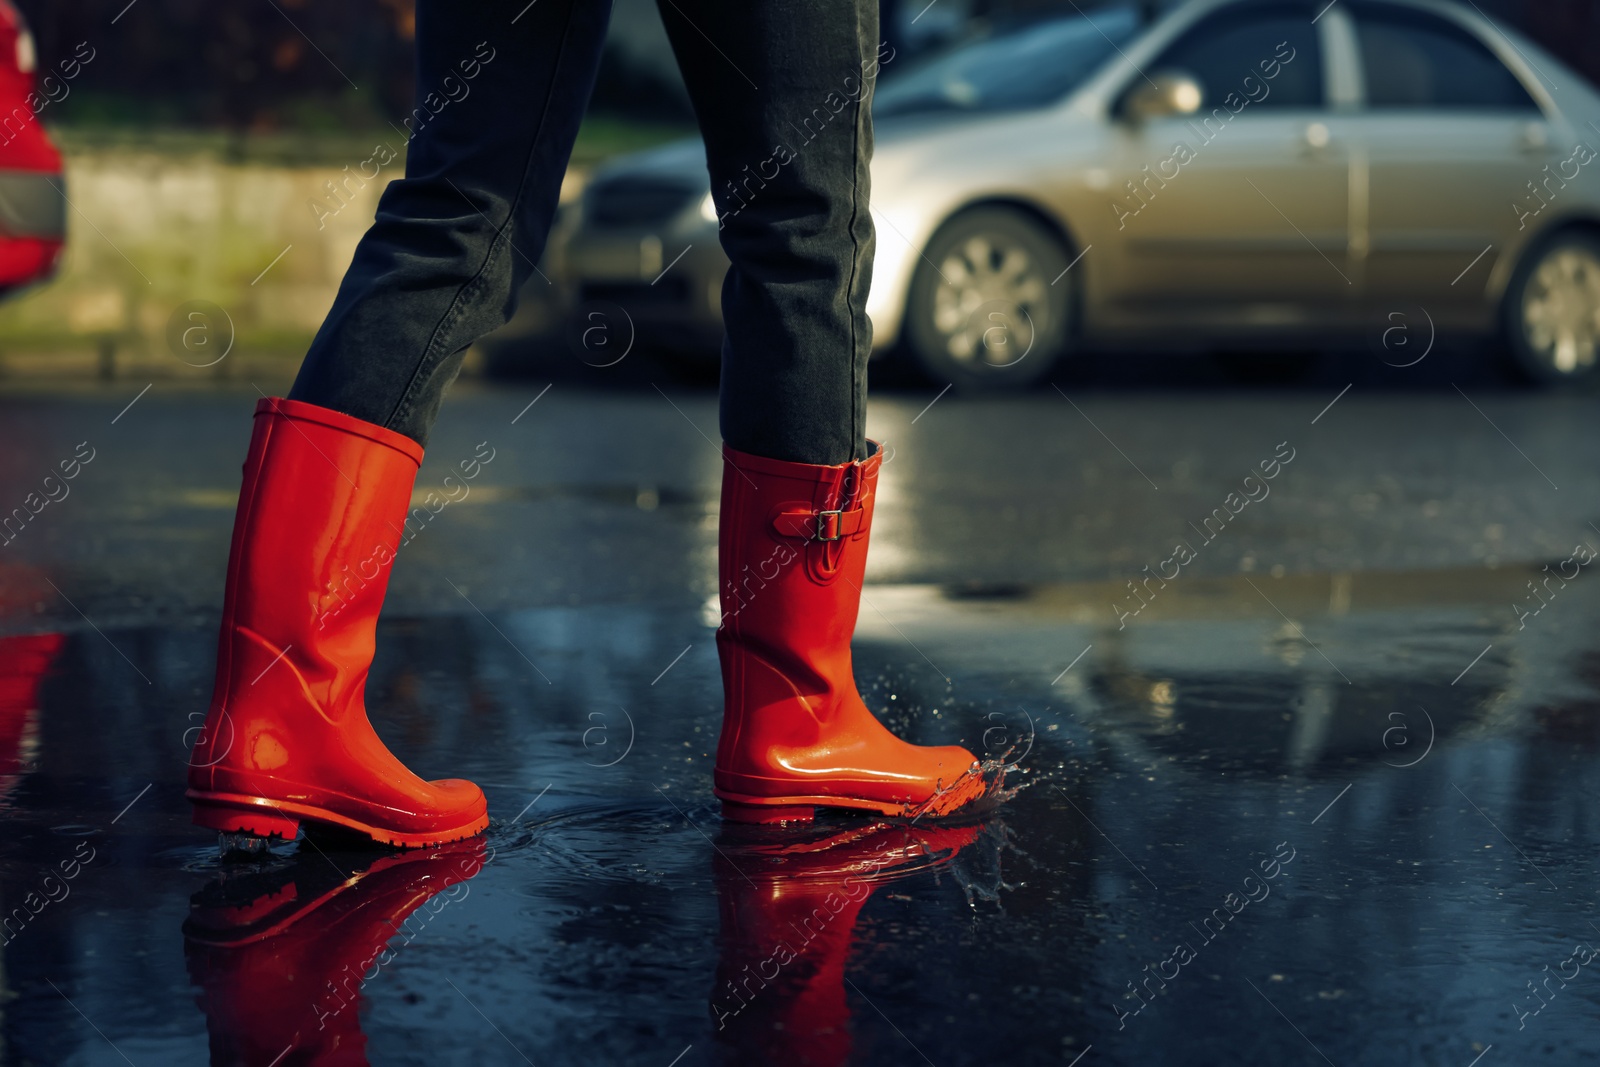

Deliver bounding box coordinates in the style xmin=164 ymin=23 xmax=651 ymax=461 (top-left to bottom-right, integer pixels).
xmin=908 ymin=749 xmax=1032 ymax=822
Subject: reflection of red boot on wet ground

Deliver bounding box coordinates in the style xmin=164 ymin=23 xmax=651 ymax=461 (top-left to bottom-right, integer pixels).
xmin=183 ymin=837 xmax=486 ymax=1066
xmin=0 ymin=633 xmax=64 ymax=805
xmin=710 ymin=820 xmax=984 ymax=1067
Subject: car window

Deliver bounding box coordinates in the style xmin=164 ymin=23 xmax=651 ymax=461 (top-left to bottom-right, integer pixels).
xmin=1352 ymin=6 xmax=1539 ymax=109
xmin=1141 ymin=6 xmax=1323 ymax=112
xmin=873 ymin=6 xmax=1141 ymax=118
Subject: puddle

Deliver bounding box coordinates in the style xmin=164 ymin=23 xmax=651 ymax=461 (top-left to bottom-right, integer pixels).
xmin=2 ymin=568 xmax=1598 ymax=1064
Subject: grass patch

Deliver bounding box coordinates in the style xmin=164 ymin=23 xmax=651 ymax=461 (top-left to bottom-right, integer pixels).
xmin=49 ymin=113 xmax=696 ymax=168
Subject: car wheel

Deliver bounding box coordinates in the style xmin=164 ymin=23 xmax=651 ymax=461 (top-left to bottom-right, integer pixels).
xmin=1503 ymin=230 xmax=1600 ymax=387
xmin=903 ymin=207 xmax=1072 ymax=391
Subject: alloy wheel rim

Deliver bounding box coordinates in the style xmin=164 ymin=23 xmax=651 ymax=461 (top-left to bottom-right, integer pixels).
xmin=1522 ymin=246 xmax=1600 ymax=376
xmin=931 ymin=234 xmax=1050 ymax=368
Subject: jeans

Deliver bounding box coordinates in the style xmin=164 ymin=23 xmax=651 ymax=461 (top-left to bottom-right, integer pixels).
xmin=290 ymin=0 xmax=879 ymax=466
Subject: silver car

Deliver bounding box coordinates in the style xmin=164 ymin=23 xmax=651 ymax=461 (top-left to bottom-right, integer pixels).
xmin=549 ymin=0 xmax=1600 ymax=389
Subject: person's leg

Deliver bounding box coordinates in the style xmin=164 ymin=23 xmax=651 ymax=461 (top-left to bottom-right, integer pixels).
xmin=188 ymin=0 xmax=613 ymax=848
xmin=291 ymin=0 xmax=613 ymax=448
xmin=658 ymin=2 xmax=989 ymax=821
xmin=656 ymin=0 xmax=881 ymax=465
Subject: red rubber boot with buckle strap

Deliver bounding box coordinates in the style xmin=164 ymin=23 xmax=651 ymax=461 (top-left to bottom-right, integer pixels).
xmin=713 ymin=440 xmax=986 ymax=823
xmin=186 ymin=397 xmax=488 ymax=848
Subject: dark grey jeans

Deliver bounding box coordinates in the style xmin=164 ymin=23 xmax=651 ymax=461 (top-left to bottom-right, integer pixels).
xmin=290 ymin=0 xmax=879 ymax=466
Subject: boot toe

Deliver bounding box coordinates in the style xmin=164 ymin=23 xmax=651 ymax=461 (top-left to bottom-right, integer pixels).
xmin=929 ymin=744 xmax=980 ymax=777
xmin=425 ymin=777 xmax=488 ymax=820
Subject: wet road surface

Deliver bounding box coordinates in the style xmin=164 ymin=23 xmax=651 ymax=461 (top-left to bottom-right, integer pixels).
xmin=2 ymin=379 xmax=1599 ymax=1065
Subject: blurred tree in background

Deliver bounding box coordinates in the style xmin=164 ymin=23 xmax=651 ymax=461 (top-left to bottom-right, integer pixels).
xmin=10 ymin=0 xmax=692 ymax=134
xmin=13 ymin=0 xmax=419 ymax=131
xmin=9 ymin=0 xmax=1599 ymax=135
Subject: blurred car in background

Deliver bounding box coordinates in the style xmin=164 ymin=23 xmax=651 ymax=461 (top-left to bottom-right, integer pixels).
xmin=548 ymin=0 xmax=1600 ymax=389
xmin=0 ymin=1 xmax=63 ymax=297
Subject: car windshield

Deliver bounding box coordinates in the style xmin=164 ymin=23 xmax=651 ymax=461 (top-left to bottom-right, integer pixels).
xmin=874 ymin=6 xmax=1142 ymax=118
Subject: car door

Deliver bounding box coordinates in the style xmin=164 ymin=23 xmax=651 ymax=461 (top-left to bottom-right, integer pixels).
xmin=1347 ymin=2 xmax=1554 ymax=321
xmin=1102 ymin=4 xmax=1350 ymax=326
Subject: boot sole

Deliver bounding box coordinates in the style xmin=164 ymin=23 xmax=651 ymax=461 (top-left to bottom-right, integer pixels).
xmin=716 ymin=776 xmax=987 ymax=824
xmin=188 ymin=789 xmax=489 ymax=849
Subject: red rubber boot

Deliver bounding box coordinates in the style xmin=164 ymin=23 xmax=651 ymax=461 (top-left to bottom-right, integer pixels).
xmin=714 ymin=441 xmax=986 ymax=823
xmin=186 ymin=398 xmax=488 ymax=848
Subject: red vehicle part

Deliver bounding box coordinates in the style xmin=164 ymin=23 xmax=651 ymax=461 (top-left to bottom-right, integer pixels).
xmin=0 ymin=0 xmax=65 ymax=293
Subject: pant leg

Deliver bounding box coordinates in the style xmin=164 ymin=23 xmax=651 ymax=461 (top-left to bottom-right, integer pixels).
xmin=655 ymin=0 xmax=881 ymax=465
xmin=289 ymin=0 xmax=612 ymax=448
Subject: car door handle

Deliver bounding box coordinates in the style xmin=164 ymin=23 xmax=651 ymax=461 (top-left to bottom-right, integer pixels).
xmin=1519 ymin=122 xmax=1555 ymax=154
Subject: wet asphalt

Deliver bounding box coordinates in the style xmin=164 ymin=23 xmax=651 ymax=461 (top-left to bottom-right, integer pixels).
xmin=1 ymin=356 xmax=1599 ymax=1065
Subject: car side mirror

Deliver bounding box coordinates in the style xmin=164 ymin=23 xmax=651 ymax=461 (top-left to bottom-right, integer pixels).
xmin=1122 ymin=71 xmax=1203 ymax=122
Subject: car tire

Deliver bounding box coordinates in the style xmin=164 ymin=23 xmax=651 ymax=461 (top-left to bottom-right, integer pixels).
xmin=903 ymin=207 xmax=1073 ymax=392
xmin=1502 ymin=229 xmax=1600 ymax=388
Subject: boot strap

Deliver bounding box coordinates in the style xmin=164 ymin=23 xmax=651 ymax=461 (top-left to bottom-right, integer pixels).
xmin=771 ymin=505 xmax=867 ymax=542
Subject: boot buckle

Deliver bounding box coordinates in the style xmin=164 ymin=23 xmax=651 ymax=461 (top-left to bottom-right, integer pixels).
xmin=816 ymin=509 xmax=844 ymax=541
